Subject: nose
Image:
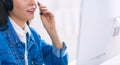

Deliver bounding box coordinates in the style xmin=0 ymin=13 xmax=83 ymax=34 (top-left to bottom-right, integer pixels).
xmin=29 ymin=0 xmax=37 ymax=9
xmin=29 ymin=0 xmax=36 ymax=6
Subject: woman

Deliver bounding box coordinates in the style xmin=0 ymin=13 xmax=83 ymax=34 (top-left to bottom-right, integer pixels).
xmin=0 ymin=0 xmax=68 ymax=65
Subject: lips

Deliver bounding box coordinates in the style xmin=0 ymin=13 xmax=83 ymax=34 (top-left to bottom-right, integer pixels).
xmin=27 ymin=8 xmax=36 ymax=14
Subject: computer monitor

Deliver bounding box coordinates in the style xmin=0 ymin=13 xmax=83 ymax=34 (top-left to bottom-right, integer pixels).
xmin=77 ymin=0 xmax=116 ymax=65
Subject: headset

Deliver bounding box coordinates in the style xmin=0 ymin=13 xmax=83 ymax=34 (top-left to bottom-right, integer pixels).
xmin=4 ymin=0 xmax=13 ymax=11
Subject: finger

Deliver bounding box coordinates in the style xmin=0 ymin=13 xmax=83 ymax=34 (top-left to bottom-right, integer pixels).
xmin=37 ymin=1 xmax=47 ymax=11
xmin=40 ymin=10 xmax=48 ymax=16
xmin=40 ymin=6 xmax=47 ymax=12
xmin=41 ymin=8 xmax=48 ymax=12
xmin=39 ymin=7 xmax=48 ymax=15
xmin=37 ymin=1 xmax=42 ymax=11
xmin=42 ymin=10 xmax=54 ymax=17
xmin=37 ymin=1 xmax=41 ymax=6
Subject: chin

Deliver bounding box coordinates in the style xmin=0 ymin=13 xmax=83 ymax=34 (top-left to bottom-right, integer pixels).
xmin=27 ymin=16 xmax=34 ymax=20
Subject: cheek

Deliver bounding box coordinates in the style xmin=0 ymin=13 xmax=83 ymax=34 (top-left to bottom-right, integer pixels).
xmin=14 ymin=5 xmax=26 ymax=12
xmin=13 ymin=4 xmax=27 ymax=16
xmin=12 ymin=8 xmax=26 ymax=18
xmin=13 ymin=1 xmax=27 ymax=13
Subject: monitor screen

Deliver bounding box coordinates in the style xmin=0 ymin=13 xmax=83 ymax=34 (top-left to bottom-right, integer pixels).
xmin=77 ymin=0 xmax=116 ymax=65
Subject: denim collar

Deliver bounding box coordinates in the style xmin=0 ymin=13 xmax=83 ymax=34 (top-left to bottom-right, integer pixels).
xmin=2 ymin=18 xmax=22 ymax=47
xmin=2 ymin=18 xmax=34 ymax=51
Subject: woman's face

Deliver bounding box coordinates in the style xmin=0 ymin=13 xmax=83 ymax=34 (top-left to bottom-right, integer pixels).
xmin=9 ymin=0 xmax=36 ymax=22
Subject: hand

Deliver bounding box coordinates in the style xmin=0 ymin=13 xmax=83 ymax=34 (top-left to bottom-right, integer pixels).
xmin=37 ymin=1 xmax=56 ymax=32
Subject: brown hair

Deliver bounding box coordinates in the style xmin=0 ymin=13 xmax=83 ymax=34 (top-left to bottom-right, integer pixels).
xmin=0 ymin=0 xmax=7 ymax=26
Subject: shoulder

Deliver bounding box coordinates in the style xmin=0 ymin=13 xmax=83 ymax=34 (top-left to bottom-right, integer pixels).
xmin=0 ymin=31 xmax=4 ymax=39
xmin=0 ymin=31 xmax=6 ymax=49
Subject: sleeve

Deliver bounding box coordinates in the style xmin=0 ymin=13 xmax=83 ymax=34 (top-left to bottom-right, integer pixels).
xmin=52 ymin=42 xmax=67 ymax=58
xmin=41 ymin=40 xmax=68 ymax=65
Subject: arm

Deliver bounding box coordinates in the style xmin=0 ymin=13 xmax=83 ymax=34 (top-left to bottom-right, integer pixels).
xmin=37 ymin=2 xmax=68 ymax=65
xmin=37 ymin=2 xmax=63 ymax=49
xmin=41 ymin=39 xmax=68 ymax=65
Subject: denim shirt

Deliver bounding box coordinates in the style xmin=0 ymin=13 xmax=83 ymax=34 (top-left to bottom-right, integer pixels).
xmin=0 ymin=18 xmax=68 ymax=65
